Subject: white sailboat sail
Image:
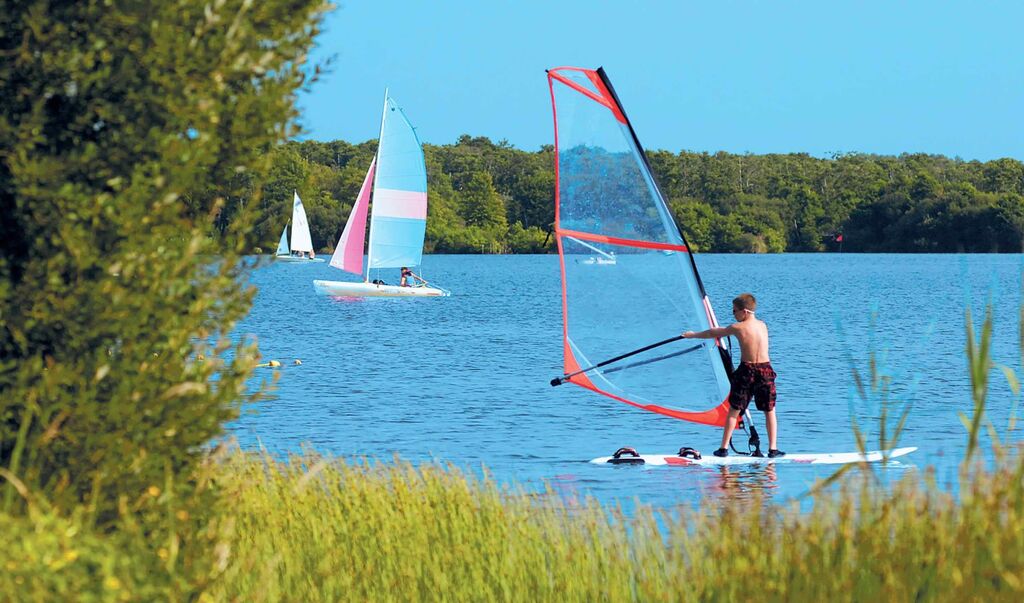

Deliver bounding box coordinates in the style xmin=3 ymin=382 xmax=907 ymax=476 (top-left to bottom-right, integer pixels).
xmin=290 ymin=191 xmax=314 ymax=253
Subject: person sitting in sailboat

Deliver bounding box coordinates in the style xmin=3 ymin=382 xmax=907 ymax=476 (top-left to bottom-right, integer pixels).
xmin=400 ymin=267 xmax=426 ymax=287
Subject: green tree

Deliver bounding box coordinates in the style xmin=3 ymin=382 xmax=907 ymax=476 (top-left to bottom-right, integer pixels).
xmin=669 ymin=197 xmax=717 ymax=252
xmin=981 ymin=158 xmax=1024 ymax=194
xmin=506 ymin=222 xmax=550 ymax=253
xmin=786 ymin=185 xmax=825 ymax=251
xmin=459 ymin=172 xmax=508 ymax=230
xmin=0 ymin=0 xmax=328 ymax=588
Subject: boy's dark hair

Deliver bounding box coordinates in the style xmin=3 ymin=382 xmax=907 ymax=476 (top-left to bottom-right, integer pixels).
xmin=733 ymin=293 xmax=757 ymax=311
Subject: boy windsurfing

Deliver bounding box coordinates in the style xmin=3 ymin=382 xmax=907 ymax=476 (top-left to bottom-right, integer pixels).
xmin=682 ymin=293 xmax=784 ymax=458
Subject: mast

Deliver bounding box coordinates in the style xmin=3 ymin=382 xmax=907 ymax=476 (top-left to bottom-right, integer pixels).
xmin=364 ymin=87 xmax=389 ymax=282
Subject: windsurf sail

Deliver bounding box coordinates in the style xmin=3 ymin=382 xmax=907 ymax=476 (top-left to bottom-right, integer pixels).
xmin=290 ymin=191 xmax=314 ymax=253
xmin=366 ymin=92 xmax=428 ymax=270
xmin=548 ymin=66 xmax=732 ymax=427
xmin=275 ymin=225 xmax=290 ymax=256
xmin=331 ymin=156 xmax=376 ymax=275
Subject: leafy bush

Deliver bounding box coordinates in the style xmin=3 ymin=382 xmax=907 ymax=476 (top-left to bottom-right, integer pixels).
xmin=0 ymin=0 xmax=327 ymax=540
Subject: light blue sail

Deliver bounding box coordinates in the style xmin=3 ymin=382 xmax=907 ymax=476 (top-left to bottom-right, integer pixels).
xmin=276 ymin=225 xmax=289 ymax=256
xmin=367 ymin=94 xmax=428 ymax=269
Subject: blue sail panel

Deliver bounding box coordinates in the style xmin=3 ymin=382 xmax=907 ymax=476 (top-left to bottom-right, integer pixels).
xmin=367 ymin=217 xmax=426 ymax=268
xmin=368 ymin=95 xmax=429 ymax=268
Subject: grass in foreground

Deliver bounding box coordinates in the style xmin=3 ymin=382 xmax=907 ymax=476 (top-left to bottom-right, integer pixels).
xmin=203 ymin=448 xmax=1023 ymax=602
xmin=2 ymin=446 xmax=1022 ymax=602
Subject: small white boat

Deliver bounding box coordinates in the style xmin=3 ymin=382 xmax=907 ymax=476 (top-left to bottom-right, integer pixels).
xmin=313 ymin=90 xmax=448 ymax=298
xmin=581 ymin=255 xmax=616 ymax=265
xmin=275 ymin=192 xmax=324 ymax=262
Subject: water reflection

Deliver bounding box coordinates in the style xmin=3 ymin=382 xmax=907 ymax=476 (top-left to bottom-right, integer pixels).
xmin=702 ymin=464 xmax=778 ymax=505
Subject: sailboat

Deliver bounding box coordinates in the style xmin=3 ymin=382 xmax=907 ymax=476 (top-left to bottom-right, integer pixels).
xmin=546 ymin=66 xmax=914 ymax=465
xmin=275 ymin=191 xmax=323 ymax=263
xmin=313 ymin=91 xmax=448 ymax=297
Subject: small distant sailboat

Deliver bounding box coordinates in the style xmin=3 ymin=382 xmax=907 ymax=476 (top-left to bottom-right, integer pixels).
xmin=572 ymin=233 xmax=617 ymax=265
xmin=313 ymin=91 xmax=448 ymax=297
xmin=275 ymin=191 xmax=324 ymax=263
xmin=581 ymin=251 xmax=616 ymax=265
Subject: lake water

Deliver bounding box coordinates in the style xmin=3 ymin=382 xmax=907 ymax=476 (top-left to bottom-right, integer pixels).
xmin=232 ymin=254 xmax=1023 ymax=510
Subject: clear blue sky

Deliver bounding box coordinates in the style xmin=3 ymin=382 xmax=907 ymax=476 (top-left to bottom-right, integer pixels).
xmin=298 ymin=0 xmax=1023 ymax=161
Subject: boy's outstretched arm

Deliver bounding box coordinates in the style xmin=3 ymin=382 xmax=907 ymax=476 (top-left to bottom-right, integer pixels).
xmin=682 ymin=325 xmax=736 ymax=339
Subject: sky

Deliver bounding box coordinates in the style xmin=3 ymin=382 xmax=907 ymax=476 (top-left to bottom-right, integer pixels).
xmin=298 ymin=0 xmax=1023 ymax=161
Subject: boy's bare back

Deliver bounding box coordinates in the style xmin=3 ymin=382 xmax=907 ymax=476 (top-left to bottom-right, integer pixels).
xmin=731 ymin=314 xmax=770 ymax=364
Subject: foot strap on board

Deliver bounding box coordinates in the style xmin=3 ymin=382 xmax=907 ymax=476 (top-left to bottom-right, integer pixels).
xmin=608 ymin=447 xmax=645 ymax=465
xmin=677 ymin=447 xmax=702 ymax=460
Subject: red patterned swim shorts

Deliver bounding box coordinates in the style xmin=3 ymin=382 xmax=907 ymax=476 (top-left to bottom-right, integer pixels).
xmin=728 ymin=361 xmax=777 ymax=412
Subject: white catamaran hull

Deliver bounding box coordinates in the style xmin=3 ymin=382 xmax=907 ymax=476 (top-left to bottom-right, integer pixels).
xmin=313 ymin=279 xmax=447 ymax=297
xmin=592 ymin=446 xmax=917 ymax=466
xmin=275 ymin=255 xmax=324 ymax=263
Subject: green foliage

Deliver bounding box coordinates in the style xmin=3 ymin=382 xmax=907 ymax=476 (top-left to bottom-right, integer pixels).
xmin=0 ymin=458 xmax=234 ymax=600
xmin=669 ymin=197 xmax=716 ymax=251
xmin=264 ymin=133 xmax=1024 ymax=255
xmin=0 ymin=0 xmax=328 ymax=550
xmin=506 ymin=222 xmax=550 ymax=253
xmin=459 ymin=172 xmax=508 ymax=229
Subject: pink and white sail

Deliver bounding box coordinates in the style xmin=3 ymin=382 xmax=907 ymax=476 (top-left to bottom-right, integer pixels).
xmin=330 ymin=157 xmax=376 ymax=275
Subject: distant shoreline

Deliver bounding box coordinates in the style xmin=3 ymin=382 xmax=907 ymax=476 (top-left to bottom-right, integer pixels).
xmin=252 ymin=138 xmax=1024 ymax=256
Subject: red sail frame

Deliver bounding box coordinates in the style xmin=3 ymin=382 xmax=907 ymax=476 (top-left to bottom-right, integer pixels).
xmin=549 ymin=66 xmax=732 ymax=428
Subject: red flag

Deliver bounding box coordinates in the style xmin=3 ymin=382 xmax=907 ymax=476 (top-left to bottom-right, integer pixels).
xmin=836 ymin=234 xmax=844 ymax=242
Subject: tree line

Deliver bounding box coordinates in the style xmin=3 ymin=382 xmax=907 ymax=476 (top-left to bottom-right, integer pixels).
xmin=255 ymin=136 xmax=1024 ymax=254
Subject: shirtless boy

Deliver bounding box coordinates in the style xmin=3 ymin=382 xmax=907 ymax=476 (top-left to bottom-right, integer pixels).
xmin=682 ymin=293 xmax=784 ymax=458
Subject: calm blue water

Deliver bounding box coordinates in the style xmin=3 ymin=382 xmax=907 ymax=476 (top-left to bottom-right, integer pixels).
xmin=232 ymin=254 xmax=1022 ymax=510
